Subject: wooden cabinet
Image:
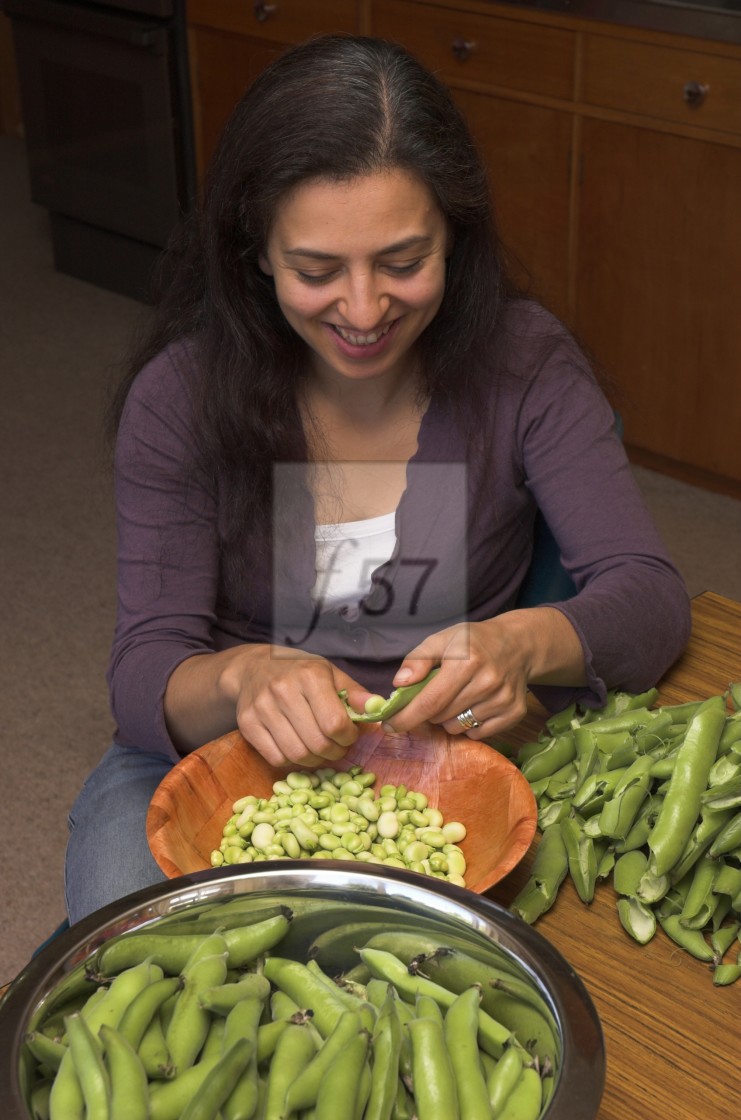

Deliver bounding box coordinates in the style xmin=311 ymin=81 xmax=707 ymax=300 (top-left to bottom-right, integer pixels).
xmin=574 ymin=29 xmax=741 ymax=490
xmin=186 ymin=0 xmax=361 ymax=178
xmin=367 ymin=1 xmax=741 ymax=495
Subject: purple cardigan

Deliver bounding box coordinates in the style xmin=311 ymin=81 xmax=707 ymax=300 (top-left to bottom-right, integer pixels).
xmin=108 ymin=302 xmax=691 ymax=759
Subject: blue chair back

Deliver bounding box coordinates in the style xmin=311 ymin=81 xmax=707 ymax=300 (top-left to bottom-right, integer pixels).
xmin=515 ymin=412 xmax=623 ymax=608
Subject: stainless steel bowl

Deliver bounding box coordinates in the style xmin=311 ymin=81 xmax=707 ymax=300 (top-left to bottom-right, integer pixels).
xmin=0 ymin=862 xmax=605 ymax=1118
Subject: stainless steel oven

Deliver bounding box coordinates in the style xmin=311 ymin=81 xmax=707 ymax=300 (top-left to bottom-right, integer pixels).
xmin=2 ymin=0 xmax=195 ymax=300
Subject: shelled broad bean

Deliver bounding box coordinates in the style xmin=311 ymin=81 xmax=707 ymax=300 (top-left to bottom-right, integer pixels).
xmin=210 ymin=765 xmax=469 ymax=887
xmin=23 ymin=898 xmax=559 ymax=1120
xmin=508 ymin=684 xmax=741 ymax=984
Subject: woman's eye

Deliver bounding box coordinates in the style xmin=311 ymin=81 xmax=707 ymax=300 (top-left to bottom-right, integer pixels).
xmin=384 ymin=259 xmax=423 ymax=276
xmin=296 ymin=270 xmax=338 ymax=285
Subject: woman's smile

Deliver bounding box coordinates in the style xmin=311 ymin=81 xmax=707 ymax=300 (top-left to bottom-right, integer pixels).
xmin=259 ymin=169 xmax=449 ymax=389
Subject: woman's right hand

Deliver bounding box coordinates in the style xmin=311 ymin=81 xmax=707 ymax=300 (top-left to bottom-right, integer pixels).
xmin=216 ymin=643 xmax=364 ymax=768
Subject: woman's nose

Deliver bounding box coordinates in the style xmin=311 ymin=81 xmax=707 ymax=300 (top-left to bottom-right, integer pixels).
xmin=338 ymin=272 xmax=391 ymax=330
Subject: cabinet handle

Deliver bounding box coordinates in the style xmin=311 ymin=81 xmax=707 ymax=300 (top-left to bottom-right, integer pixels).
xmin=683 ymin=80 xmax=709 ymax=108
xmin=253 ymin=2 xmax=277 ymax=21
xmin=451 ymin=36 xmax=475 ymax=62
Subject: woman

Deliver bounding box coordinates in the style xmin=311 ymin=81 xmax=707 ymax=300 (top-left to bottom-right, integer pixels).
xmin=65 ymin=34 xmax=690 ymax=922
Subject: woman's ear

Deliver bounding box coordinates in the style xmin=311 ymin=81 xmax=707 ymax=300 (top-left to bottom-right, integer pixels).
xmin=258 ymin=253 xmax=273 ymax=276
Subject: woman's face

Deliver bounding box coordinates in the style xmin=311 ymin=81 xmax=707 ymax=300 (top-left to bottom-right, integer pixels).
xmin=259 ymin=169 xmax=449 ymax=388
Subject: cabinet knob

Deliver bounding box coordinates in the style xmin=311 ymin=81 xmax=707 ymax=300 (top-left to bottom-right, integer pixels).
xmin=451 ymin=36 xmax=475 ymax=62
xmin=253 ymin=2 xmax=277 ymax=21
xmin=683 ymin=80 xmax=709 ymax=108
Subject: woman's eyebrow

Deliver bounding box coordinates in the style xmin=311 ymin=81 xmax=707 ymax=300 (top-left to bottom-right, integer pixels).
xmin=284 ymin=235 xmax=432 ymax=260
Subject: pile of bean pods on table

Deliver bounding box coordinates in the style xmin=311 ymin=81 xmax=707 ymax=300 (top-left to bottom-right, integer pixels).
xmin=23 ymin=895 xmax=560 ymax=1120
xmin=507 ymin=683 xmax=741 ymax=984
xmin=209 ymin=765 xmax=469 ymax=888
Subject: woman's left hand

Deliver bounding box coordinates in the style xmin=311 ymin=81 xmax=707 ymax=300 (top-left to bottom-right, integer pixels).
xmin=382 ymin=608 xmax=586 ymax=739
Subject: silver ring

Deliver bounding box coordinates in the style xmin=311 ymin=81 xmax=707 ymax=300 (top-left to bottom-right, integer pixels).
xmin=456 ymin=708 xmax=480 ymax=730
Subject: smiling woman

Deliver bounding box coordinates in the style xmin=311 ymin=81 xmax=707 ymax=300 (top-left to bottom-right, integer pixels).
xmin=63 ymin=33 xmax=691 ymax=924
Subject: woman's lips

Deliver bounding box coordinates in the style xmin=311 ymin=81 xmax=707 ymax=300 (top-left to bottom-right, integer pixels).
xmin=325 ymin=318 xmax=400 ymax=358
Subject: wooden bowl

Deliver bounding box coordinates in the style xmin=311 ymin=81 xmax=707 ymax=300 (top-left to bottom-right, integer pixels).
xmin=146 ymin=724 xmax=537 ymax=894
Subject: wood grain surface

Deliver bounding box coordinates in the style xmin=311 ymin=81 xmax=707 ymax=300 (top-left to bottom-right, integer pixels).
xmin=491 ymin=591 xmax=741 ymax=1120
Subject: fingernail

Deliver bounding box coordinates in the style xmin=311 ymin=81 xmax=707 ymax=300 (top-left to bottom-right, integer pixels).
xmin=393 ymin=669 xmax=412 ymax=685
xmin=381 ymin=722 xmax=397 ymax=735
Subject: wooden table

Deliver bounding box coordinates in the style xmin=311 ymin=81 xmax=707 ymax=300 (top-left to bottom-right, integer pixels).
xmin=490 ymin=591 xmax=741 ymax=1120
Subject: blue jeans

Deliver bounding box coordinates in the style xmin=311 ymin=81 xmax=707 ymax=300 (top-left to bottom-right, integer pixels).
xmin=65 ymin=743 xmax=174 ymax=925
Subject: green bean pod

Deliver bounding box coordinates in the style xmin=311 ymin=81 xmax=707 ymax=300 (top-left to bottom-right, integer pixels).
xmin=222 ymin=995 xmax=265 ymax=1120
xmin=23 ymin=1030 xmax=67 ymax=1073
xmin=711 ymin=921 xmax=740 ymax=964
xmin=148 ymin=1021 xmax=225 ymax=1120
xmin=137 ymin=1011 xmax=173 ymax=1080
xmin=358 ymin=948 xmax=511 ymax=1059
xmin=180 ymin=1038 xmax=254 ymax=1120
xmin=647 ymin=696 xmax=726 ymax=878
xmin=679 ymin=855 xmax=720 ymax=929
xmin=198 ymin=972 xmax=271 ymax=1015
xmin=616 ymin=897 xmax=656 ymax=945
xmin=708 ymin=811 xmax=741 ymax=857
xmin=263 ymin=1022 xmax=319 ymax=1120
xmin=339 ymin=668 xmax=440 ymax=723
xmin=658 ymin=914 xmax=715 ymax=961
xmin=262 ymin=957 xmax=350 ymax=1038
xmin=165 ymin=951 xmax=229 ymax=1074
xmin=99 ymin=1025 xmax=148 ymax=1120
xmin=560 ymin=817 xmax=597 ymax=904
xmin=93 ymin=934 xmax=215 ymax=979
xmin=510 ymin=823 xmax=569 ymax=924
xmin=364 ymin=993 xmax=403 ymax=1120
xmin=82 ymin=959 xmax=164 ymax=1036
xmin=48 ymin=1047 xmax=85 ymax=1120
xmin=596 ymin=755 xmax=653 ymax=840
xmin=222 ymin=913 xmax=291 ymax=969
xmin=443 ymin=986 xmax=492 ymax=1120
xmin=64 ymin=1013 xmax=111 ymax=1120
xmin=486 ymin=1046 xmax=524 ymax=1116
xmin=408 ymin=1016 xmax=460 ymax=1120
xmin=117 ymin=975 xmax=183 ymax=1051
xmin=613 ymin=850 xmax=649 ymax=897
xmin=312 ymin=1029 xmax=370 ymax=1120
xmin=497 ymin=1065 xmax=542 ymax=1120
xmin=285 ymin=1009 xmax=364 ymax=1113
xmin=520 ymin=733 xmax=576 ymax=783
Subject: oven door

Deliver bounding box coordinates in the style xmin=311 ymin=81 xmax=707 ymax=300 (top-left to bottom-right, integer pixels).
xmin=5 ymin=0 xmax=188 ymax=248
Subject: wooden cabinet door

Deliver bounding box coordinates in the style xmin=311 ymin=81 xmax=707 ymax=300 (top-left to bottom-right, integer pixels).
xmin=576 ymin=118 xmax=741 ymax=485
xmin=188 ymin=28 xmax=282 ymax=178
xmin=456 ymin=90 xmax=573 ymax=320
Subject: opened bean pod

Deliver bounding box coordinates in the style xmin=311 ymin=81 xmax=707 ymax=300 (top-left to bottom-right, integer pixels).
xmin=509 ymin=684 xmax=741 ymax=983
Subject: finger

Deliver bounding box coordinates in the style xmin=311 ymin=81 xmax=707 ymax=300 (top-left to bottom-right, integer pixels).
xmin=240 ymin=709 xmax=347 ymax=769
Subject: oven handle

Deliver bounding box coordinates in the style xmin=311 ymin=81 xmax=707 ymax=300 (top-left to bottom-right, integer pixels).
xmin=2 ymin=0 xmax=169 ymax=52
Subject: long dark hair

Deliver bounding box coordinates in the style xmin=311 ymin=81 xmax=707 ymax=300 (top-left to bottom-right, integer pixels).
xmin=109 ymin=34 xmax=516 ymax=597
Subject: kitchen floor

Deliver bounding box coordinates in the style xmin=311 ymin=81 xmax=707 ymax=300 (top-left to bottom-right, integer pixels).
xmin=1 ymin=134 xmax=740 ymax=986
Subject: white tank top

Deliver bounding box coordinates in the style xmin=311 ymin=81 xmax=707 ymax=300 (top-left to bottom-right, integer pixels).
xmin=312 ymin=512 xmax=397 ymax=620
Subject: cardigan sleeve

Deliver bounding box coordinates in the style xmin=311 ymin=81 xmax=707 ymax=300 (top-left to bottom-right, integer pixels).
xmin=106 ymin=343 xmax=225 ymax=759
xmin=512 ymin=313 xmax=691 ymax=711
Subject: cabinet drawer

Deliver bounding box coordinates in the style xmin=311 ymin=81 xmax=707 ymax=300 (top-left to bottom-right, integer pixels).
xmin=372 ymin=0 xmax=575 ymax=101
xmin=187 ymin=0 xmax=358 ymax=43
xmin=582 ymin=35 xmax=741 ymax=134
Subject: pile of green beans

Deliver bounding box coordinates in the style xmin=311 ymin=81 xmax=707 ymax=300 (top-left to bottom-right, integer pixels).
xmin=23 ymin=897 xmax=559 ymax=1120
xmin=209 ymin=765 xmax=469 ymax=888
xmin=508 ymin=684 xmax=741 ymax=984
